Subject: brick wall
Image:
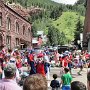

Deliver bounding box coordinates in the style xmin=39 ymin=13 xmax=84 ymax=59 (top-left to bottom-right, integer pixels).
xmin=83 ymin=0 xmax=90 ymax=50
xmin=0 ymin=1 xmax=32 ymax=49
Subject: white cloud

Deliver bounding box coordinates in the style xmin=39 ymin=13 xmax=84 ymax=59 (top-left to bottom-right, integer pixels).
xmin=52 ymin=0 xmax=78 ymax=5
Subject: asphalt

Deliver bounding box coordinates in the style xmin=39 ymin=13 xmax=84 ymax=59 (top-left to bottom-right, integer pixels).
xmin=48 ymin=67 xmax=87 ymax=90
xmin=22 ymin=67 xmax=87 ymax=90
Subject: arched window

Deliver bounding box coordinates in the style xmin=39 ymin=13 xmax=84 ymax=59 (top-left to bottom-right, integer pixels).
xmin=16 ymin=22 xmax=19 ymax=33
xmin=23 ymin=26 xmax=25 ymax=35
xmin=7 ymin=17 xmax=11 ymax=30
xmin=16 ymin=38 xmax=19 ymax=46
xmin=28 ymin=28 xmax=31 ymax=36
xmin=0 ymin=13 xmax=2 ymax=27
xmin=6 ymin=36 xmax=11 ymax=49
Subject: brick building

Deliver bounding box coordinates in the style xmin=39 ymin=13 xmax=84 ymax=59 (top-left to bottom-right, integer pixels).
xmin=83 ymin=0 xmax=90 ymax=51
xmin=0 ymin=0 xmax=32 ymax=50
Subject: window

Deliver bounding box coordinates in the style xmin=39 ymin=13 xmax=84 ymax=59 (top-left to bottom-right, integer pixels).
xmin=23 ymin=26 xmax=25 ymax=35
xmin=0 ymin=13 xmax=2 ymax=27
xmin=7 ymin=17 xmax=11 ymax=30
xmin=28 ymin=28 xmax=31 ymax=36
xmin=16 ymin=38 xmax=19 ymax=46
xmin=6 ymin=36 xmax=11 ymax=49
xmin=16 ymin=22 xmax=19 ymax=33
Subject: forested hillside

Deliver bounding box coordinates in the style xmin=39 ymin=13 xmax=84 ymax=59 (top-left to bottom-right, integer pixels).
xmin=75 ymin=0 xmax=86 ymax=5
xmin=5 ymin=0 xmax=86 ymax=46
xmin=53 ymin=12 xmax=84 ymax=44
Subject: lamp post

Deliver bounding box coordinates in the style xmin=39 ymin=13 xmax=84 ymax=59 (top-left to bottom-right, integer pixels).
xmin=80 ymin=33 xmax=83 ymax=48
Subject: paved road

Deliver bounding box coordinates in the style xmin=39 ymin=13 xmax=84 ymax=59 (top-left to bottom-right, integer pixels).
xmin=48 ymin=67 xmax=87 ymax=90
xmin=22 ymin=67 xmax=87 ymax=90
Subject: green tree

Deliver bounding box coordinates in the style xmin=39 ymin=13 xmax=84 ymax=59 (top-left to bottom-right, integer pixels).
xmin=47 ymin=26 xmax=66 ymax=45
xmin=50 ymin=7 xmax=62 ymax=20
xmin=74 ymin=17 xmax=83 ymax=44
xmin=47 ymin=25 xmax=58 ymax=45
xmin=75 ymin=0 xmax=86 ymax=5
xmin=31 ymin=24 xmax=37 ymax=37
xmin=58 ymin=32 xmax=66 ymax=45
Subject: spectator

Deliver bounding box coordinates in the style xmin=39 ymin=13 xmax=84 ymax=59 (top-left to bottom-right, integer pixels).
xmin=0 ymin=63 xmax=22 ymax=90
xmin=61 ymin=68 xmax=72 ymax=90
xmin=71 ymin=81 xmax=86 ymax=90
xmin=87 ymin=70 xmax=90 ymax=90
xmin=0 ymin=66 xmax=2 ymax=78
xmin=50 ymin=74 xmax=60 ymax=90
xmin=23 ymin=74 xmax=47 ymax=90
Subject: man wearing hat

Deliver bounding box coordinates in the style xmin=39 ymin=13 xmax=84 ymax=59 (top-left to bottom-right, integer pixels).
xmin=0 ymin=63 xmax=22 ymax=90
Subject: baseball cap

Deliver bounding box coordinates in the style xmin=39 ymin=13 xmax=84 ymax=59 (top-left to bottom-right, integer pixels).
xmin=4 ymin=63 xmax=16 ymax=75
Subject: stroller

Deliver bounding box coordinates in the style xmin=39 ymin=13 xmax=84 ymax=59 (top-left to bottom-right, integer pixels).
xmin=18 ymin=72 xmax=29 ymax=86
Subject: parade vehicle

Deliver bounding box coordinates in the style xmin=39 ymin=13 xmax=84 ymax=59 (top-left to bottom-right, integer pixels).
xmin=58 ymin=46 xmax=69 ymax=53
xmin=34 ymin=48 xmax=44 ymax=54
xmin=18 ymin=72 xmax=29 ymax=86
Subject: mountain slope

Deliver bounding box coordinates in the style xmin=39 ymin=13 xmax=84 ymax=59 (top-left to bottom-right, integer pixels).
xmin=53 ymin=12 xmax=85 ymax=42
xmin=27 ymin=0 xmax=60 ymax=7
xmin=75 ymin=0 xmax=86 ymax=5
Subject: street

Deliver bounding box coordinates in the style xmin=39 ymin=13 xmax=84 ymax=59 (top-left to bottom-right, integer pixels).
xmin=0 ymin=0 xmax=89 ymax=90
xmin=48 ymin=67 xmax=87 ymax=90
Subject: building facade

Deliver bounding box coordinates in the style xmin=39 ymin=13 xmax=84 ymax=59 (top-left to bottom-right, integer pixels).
xmin=83 ymin=0 xmax=90 ymax=51
xmin=0 ymin=0 xmax=32 ymax=50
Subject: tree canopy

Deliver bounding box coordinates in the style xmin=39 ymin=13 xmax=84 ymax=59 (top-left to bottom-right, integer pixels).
xmin=5 ymin=0 xmax=86 ymax=45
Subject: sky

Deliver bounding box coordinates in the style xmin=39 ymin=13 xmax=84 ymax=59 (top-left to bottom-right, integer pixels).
xmin=52 ymin=0 xmax=78 ymax=5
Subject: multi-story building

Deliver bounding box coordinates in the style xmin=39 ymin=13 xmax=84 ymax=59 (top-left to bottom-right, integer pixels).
xmin=83 ymin=0 xmax=90 ymax=51
xmin=0 ymin=0 xmax=32 ymax=50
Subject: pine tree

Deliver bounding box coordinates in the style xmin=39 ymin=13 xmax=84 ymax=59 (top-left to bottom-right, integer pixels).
xmin=47 ymin=25 xmax=58 ymax=45
xmin=74 ymin=17 xmax=83 ymax=45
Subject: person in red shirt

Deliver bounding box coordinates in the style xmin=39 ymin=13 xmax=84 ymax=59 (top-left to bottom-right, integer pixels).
xmin=29 ymin=50 xmax=36 ymax=75
xmin=16 ymin=56 xmax=23 ymax=74
xmin=62 ymin=56 xmax=68 ymax=68
xmin=36 ymin=55 xmax=45 ymax=76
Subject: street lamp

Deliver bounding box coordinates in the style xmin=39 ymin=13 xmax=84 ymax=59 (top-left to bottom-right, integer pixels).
xmin=80 ymin=33 xmax=83 ymax=48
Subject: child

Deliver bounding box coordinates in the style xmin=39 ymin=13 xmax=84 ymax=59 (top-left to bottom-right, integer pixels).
xmin=50 ymin=74 xmax=60 ymax=90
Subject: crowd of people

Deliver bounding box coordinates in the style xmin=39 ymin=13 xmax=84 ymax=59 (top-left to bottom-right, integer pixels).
xmin=0 ymin=47 xmax=89 ymax=90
